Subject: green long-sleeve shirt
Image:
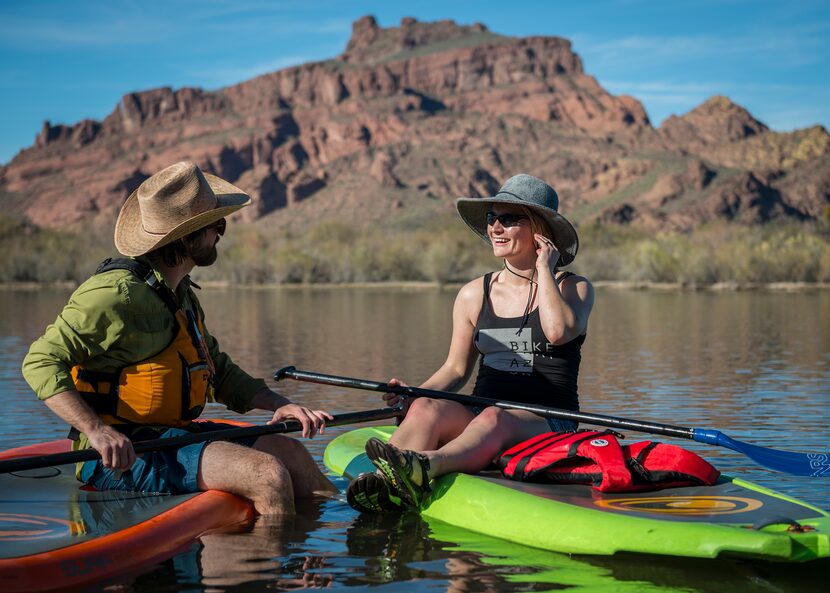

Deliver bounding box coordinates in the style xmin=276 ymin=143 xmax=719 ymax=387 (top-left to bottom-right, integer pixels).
xmin=22 ymin=258 xmax=266 ymax=415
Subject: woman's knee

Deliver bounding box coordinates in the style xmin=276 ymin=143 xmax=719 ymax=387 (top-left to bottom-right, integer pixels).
xmin=406 ymin=397 xmax=463 ymax=423
xmin=406 ymin=396 xmax=439 ymax=417
xmin=471 ymin=406 xmax=512 ymax=431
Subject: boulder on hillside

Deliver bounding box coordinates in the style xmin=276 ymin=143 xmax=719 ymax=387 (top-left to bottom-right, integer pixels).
xmin=691 ymin=172 xmax=803 ymax=225
xmin=340 ymin=15 xmax=499 ymax=65
xmin=706 ymin=125 xmax=830 ymax=173
xmin=775 ymin=153 xmax=830 ymax=219
xmin=660 ymin=96 xmax=768 ymax=148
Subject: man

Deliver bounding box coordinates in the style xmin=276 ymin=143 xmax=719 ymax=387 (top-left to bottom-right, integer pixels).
xmin=22 ymin=161 xmax=336 ymax=515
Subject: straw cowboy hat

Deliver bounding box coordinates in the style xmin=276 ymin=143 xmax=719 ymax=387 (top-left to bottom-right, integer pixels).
xmin=455 ymin=173 xmax=579 ymax=266
xmin=114 ymin=161 xmax=251 ymax=257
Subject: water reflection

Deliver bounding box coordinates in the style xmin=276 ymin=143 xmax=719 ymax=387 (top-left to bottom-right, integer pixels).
xmin=344 ymin=510 xmax=436 ymax=585
xmin=194 ymin=502 xmax=332 ymax=590
xmin=121 ymin=499 xmax=332 ymax=591
xmin=77 ymin=494 xmax=827 ymax=593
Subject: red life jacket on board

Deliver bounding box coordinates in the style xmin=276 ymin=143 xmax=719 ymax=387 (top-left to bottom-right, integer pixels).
xmin=498 ymin=430 xmax=720 ymax=492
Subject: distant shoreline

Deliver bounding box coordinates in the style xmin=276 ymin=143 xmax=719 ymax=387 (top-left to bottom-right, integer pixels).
xmin=2 ymin=280 xmax=829 ymax=292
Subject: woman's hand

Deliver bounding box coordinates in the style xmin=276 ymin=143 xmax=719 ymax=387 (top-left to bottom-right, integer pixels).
xmin=267 ymin=403 xmax=333 ymax=438
xmin=384 ymin=378 xmax=412 ymax=412
xmin=534 ymin=233 xmax=560 ymax=275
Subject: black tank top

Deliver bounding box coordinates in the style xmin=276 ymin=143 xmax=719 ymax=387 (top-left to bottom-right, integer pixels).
xmin=472 ymin=271 xmax=584 ymax=410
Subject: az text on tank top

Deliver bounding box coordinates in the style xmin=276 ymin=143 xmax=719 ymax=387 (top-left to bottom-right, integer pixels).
xmin=472 ymin=271 xmax=584 ymax=410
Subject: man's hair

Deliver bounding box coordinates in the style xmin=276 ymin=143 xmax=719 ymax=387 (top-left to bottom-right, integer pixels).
xmin=146 ymin=227 xmax=208 ymax=267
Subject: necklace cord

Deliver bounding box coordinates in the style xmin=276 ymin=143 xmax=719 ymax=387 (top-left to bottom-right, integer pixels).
xmin=502 ymin=260 xmax=536 ymax=284
xmin=503 ymin=261 xmax=536 ymax=336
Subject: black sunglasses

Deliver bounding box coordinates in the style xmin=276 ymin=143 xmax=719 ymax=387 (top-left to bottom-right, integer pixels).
xmin=486 ymin=212 xmax=527 ymax=228
xmin=207 ymin=218 xmax=226 ymax=236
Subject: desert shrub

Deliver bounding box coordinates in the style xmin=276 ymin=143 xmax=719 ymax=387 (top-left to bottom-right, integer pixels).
xmin=413 ymin=227 xmax=489 ymax=283
xmin=0 ymin=216 xmax=109 ymax=283
xmin=625 ymin=236 xmax=680 ymax=283
xmin=270 ymin=247 xmax=314 ymax=283
xmin=571 ymin=223 xmax=830 ymax=284
xmin=4 ymin=214 xmax=829 ymax=285
xmin=711 ymin=226 xmax=827 ymax=283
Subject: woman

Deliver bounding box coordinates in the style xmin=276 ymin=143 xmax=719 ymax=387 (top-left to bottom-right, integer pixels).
xmin=347 ymin=174 xmax=594 ymax=512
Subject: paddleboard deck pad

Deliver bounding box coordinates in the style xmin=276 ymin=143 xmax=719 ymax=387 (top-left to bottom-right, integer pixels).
xmin=0 ymin=435 xmax=253 ymax=592
xmin=325 ymin=426 xmax=830 ymax=562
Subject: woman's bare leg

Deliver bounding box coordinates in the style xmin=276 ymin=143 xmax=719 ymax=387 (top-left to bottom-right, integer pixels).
xmin=426 ymin=407 xmax=549 ymax=479
xmin=389 ymin=397 xmax=476 ymax=451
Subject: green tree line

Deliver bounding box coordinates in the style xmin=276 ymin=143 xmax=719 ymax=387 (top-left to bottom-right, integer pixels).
xmin=1 ymin=214 xmax=828 ymax=286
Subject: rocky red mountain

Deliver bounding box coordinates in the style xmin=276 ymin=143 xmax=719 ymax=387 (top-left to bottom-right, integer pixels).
xmin=1 ymin=15 xmax=828 ymax=233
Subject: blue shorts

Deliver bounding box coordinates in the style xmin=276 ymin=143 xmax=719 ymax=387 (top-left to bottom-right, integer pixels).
xmin=79 ymin=422 xmax=258 ymax=494
xmin=468 ymin=406 xmax=578 ymax=433
xmin=544 ymin=417 xmax=578 ymax=433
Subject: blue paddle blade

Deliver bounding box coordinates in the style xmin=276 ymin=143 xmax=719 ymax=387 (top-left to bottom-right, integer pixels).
xmin=693 ymin=429 xmax=830 ymax=477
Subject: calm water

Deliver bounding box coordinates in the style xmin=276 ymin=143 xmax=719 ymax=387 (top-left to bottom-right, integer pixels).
xmin=1 ymin=286 xmax=828 ymax=591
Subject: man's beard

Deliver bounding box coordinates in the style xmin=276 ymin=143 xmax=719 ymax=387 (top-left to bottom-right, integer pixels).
xmin=186 ymin=238 xmax=218 ymax=267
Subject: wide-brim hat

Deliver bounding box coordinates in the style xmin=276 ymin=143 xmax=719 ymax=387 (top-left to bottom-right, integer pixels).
xmin=455 ymin=173 xmax=579 ymax=266
xmin=114 ymin=161 xmax=251 ymax=257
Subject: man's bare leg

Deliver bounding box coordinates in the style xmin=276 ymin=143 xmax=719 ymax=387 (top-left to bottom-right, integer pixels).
xmin=252 ymin=434 xmax=337 ymax=497
xmin=198 ymin=441 xmax=295 ymax=515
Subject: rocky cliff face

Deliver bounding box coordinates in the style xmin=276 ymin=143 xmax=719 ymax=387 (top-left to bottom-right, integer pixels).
xmin=1 ymin=15 xmax=827 ymax=234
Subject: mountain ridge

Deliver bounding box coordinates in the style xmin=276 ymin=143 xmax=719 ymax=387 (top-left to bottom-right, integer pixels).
xmin=1 ymin=15 xmax=828 ymax=234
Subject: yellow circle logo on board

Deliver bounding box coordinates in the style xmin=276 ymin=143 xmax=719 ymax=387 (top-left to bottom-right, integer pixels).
xmin=594 ymin=496 xmax=763 ymax=515
xmin=0 ymin=513 xmax=84 ymax=541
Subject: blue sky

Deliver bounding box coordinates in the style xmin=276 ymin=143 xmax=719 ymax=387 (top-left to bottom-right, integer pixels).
xmin=1 ymin=0 xmax=828 ymax=164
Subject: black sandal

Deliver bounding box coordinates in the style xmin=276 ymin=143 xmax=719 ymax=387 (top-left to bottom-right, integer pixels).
xmin=346 ymin=472 xmax=402 ymax=513
xmin=365 ymin=438 xmax=431 ymax=508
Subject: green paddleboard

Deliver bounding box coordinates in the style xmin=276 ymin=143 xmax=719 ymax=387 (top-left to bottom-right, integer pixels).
xmin=325 ymin=426 xmax=830 ymax=562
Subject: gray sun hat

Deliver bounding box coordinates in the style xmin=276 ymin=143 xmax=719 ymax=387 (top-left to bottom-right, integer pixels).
xmin=455 ymin=173 xmax=579 ymax=266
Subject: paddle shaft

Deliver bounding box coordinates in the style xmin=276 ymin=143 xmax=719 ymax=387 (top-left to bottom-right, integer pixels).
xmin=0 ymin=407 xmax=401 ymax=474
xmin=275 ymin=368 xmax=830 ymax=478
xmin=275 ymin=367 xmax=695 ymax=440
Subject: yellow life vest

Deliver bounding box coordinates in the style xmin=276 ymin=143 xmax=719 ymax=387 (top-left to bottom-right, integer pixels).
xmin=71 ymin=258 xmax=215 ymax=430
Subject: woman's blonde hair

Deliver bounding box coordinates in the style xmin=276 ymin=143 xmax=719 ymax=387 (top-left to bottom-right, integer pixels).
xmin=518 ymin=205 xmax=553 ymax=240
xmin=518 ymin=205 xmax=558 ymax=269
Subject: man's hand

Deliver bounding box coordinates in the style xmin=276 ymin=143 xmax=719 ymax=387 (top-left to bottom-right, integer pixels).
xmin=87 ymin=425 xmax=136 ymax=470
xmin=267 ymin=403 xmax=333 ymax=438
xmin=44 ymin=390 xmax=136 ymax=471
